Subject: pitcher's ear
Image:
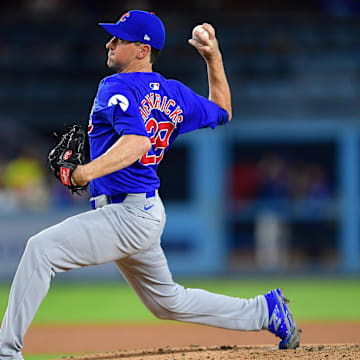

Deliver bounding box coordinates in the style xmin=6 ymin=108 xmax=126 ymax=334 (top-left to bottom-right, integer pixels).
xmin=137 ymin=44 xmax=151 ymax=60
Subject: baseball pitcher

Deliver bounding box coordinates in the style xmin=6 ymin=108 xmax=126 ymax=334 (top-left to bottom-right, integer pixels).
xmin=0 ymin=10 xmax=299 ymax=360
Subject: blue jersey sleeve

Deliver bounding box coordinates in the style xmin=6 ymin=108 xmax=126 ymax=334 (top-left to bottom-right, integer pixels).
xmin=112 ymin=105 xmax=148 ymax=137
xmin=172 ymin=81 xmax=229 ymax=135
xmin=97 ymin=78 xmax=148 ymax=137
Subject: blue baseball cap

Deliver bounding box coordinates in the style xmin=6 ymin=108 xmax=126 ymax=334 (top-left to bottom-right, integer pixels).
xmin=99 ymin=10 xmax=165 ymax=51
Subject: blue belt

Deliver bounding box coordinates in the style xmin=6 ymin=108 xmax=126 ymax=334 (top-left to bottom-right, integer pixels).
xmin=91 ymin=190 xmax=156 ymax=209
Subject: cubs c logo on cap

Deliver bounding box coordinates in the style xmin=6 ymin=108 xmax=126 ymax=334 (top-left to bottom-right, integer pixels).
xmin=120 ymin=12 xmax=130 ymax=22
xmin=99 ymin=10 xmax=165 ymax=50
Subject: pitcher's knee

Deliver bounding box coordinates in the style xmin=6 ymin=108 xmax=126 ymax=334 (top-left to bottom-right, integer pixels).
xmin=24 ymin=234 xmax=60 ymax=280
xmin=149 ymin=305 xmax=172 ymax=320
xmin=149 ymin=284 xmax=185 ymax=320
xmin=26 ymin=234 xmax=46 ymax=258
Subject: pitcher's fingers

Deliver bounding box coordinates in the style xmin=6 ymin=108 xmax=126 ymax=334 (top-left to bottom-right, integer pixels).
xmin=188 ymin=38 xmax=203 ymax=49
xmin=201 ymin=23 xmax=215 ymax=40
xmin=195 ymin=30 xmax=211 ymax=46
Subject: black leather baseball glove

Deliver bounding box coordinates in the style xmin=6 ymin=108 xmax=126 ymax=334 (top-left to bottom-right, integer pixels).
xmin=48 ymin=124 xmax=88 ymax=194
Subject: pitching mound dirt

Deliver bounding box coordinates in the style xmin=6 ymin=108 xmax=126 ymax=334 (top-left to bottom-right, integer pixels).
xmin=57 ymin=344 xmax=360 ymax=360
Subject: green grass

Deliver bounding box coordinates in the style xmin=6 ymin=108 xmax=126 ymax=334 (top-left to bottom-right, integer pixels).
xmin=24 ymin=355 xmax=66 ymax=360
xmin=1 ymin=277 xmax=360 ymax=325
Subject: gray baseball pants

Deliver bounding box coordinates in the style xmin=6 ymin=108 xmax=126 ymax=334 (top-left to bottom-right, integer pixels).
xmin=0 ymin=192 xmax=269 ymax=360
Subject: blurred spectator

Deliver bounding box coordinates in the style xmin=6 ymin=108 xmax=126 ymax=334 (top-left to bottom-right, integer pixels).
xmin=229 ymin=152 xmax=332 ymax=203
xmin=288 ymin=162 xmax=331 ymax=200
xmin=229 ymin=162 xmax=259 ymax=202
xmin=2 ymin=146 xmax=49 ymax=210
xmin=287 ymin=162 xmax=311 ymax=199
xmin=0 ymin=152 xmax=5 ymax=189
xmin=0 ymin=152 xmax=17 ymax=213
xmin=257 ymin=153 xmax=288 ymax=199
xmin=307 ymin=164 xmax=331 ymax=199
xmin=255 ymin=210 xmax=290 ymax=270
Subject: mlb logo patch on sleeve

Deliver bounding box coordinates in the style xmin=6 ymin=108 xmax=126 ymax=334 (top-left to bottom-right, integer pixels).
xmin=149 ymin=82 xmax=160 ymax=90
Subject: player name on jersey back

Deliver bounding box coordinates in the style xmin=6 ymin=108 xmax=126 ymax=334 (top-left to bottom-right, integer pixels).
xmin=139 ymin=92 xmax=183 ymax=126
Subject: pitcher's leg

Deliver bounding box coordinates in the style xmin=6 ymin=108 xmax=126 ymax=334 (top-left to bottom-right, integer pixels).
xmin=0 ymin=207 xmax=131 ymax=360
xmin=115 ymin=244 xmax=268 ymax=331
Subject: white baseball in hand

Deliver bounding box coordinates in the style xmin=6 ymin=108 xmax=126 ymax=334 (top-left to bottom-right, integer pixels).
xmin=192 ymin=25 xmax=209 ymax=44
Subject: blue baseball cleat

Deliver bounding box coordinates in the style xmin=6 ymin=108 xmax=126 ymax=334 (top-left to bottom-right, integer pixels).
xmin=264 ymin=288 xmax=300 ymax=349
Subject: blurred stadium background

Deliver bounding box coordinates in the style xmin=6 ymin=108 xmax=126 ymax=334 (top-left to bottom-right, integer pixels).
xmin=1 ymin=0 xmax=360 ymax=282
